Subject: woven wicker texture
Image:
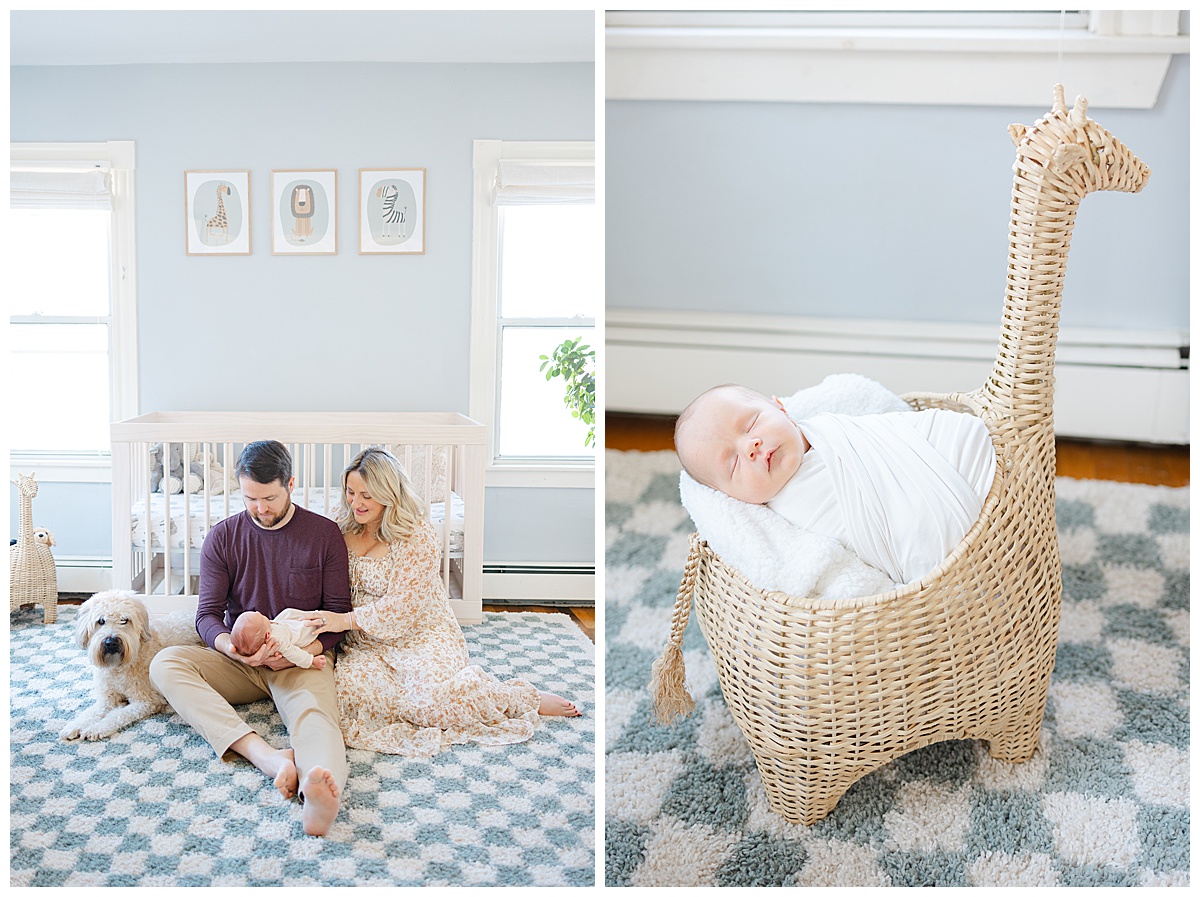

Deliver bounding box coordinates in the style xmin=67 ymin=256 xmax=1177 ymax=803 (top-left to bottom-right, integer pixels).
xmin=652 ymin=86 xmax=1151 ymax=826
xmin=10 ymin=472 xmax=58 ymax=624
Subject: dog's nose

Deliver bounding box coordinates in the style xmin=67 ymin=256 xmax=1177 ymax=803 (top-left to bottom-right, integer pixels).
xmin=102 ymin=636 xmax=123 ymax=654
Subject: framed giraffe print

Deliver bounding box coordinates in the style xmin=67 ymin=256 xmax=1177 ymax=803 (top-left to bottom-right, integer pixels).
xmin=358 ymin=168 xmax=426 ymax=255
xmin=185 ymin=170 xmax=251 ymax=255
xmin=271 ymin=169 xmax=337 ymax=256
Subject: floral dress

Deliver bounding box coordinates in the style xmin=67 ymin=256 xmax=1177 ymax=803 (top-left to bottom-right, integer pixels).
xmin=334 ymin=518 xmax=540 ymax=756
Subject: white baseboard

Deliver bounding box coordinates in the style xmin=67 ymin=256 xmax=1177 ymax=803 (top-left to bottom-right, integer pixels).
xmin=607 ymin=308 xmax=1189 ymax=444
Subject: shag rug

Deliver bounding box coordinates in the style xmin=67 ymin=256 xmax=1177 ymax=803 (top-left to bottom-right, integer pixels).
xmin=605 ymin=449 xmax=1189 ymax=887
xmin=10 ymin=609 xmax=595 ymax=887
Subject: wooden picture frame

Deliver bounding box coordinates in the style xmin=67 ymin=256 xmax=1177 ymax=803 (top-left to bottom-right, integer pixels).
xmin=271 ymin=169 xmax=337 ymax=255
xmin=359 ymin=168 xmax=426 ymax=254
xmin=185 ymin=170 xmax=251 ymax=255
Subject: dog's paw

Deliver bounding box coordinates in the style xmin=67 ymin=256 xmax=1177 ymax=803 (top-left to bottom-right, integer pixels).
xmin=59 ymin=726 xmax=83 ymax=742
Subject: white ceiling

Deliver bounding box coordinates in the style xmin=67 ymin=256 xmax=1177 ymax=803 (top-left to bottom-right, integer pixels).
xmin=10 ymin=10 xmax=596 ymax=66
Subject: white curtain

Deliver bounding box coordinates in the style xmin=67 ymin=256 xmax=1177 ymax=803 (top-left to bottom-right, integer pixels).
xmin=494 ymin=159 xmax=594 ymax=205
xmin=10 ymin=166 xmax=112 ymax=210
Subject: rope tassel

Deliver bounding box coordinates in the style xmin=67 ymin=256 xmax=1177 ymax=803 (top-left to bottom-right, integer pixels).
xmin=650 ymin=535 xmax=701 ymax=724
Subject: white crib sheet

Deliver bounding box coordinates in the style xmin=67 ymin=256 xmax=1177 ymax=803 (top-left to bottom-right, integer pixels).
xmin=130 ymin=488 xmax=466 ymax=555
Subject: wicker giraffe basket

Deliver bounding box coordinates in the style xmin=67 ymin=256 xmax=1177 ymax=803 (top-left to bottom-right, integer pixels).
xmin=10 ymin=472 xmax=59 ymax=624
xmin=651 ymin=86 xmax=1151 ymax=826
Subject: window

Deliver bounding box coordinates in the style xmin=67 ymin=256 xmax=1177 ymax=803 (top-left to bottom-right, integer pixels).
xmin=469 ymin=140 xmax=596 ymax=486
xmin=9 ymin=142 xmax=138 ymax=478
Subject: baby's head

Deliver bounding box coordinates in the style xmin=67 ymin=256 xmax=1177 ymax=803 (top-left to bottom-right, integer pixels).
xmin=674 ymin=384 xmax=807 ymax=504
xmin=231 ymin=611 xmax=270 ymax=656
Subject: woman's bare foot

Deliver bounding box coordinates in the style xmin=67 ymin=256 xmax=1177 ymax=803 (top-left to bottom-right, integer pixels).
xmin=538 ymin=692 xmax=582 ymax=717
xmin=300 ymin=766 xmax=341 ymax=836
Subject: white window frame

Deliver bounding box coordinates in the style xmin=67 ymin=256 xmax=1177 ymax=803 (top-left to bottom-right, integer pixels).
xmin=10 ymin=140 xmax=138 ymax=484
xmin=606 ymin=9 xmax=1189 ymax=108
xmin=468 ymin=139 xmax=596 ymax=489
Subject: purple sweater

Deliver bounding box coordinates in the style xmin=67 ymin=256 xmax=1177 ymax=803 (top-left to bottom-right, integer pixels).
xmin=197 ymin=504 xmax=351 ymax=654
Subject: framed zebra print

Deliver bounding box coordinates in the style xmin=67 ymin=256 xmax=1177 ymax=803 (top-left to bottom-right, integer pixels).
xmin=358 ymin=168 xmax=426 ymax=255
xmin=271 ymin=169 xmax=338 ymax=256
xmin=185 ymin=170 xmax=251 ymax=256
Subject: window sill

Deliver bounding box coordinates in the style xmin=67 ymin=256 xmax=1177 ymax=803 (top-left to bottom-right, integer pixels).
xmin=485 ymin=464 xmax=595 ymax=489
xmin=606 ymin=24 xmax=1190 ymax=108
xmin=10 ymin=453 xmax=112 ymax=484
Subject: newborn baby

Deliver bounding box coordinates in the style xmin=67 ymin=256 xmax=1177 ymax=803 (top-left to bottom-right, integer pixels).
xmin=675 ymin=384 xmax=996 ymax=585
xmin=230 ymin=608 xmax=327 ymax=670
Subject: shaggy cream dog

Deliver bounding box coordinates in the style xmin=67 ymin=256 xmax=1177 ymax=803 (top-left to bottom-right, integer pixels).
xmin=60 ymin=589 xmax=202 ymax=741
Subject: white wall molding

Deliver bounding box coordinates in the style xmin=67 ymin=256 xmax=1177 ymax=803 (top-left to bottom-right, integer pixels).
xmin=606 ymin=10 xmax=1189 ymax=108
xmin=607 ymin=308 xmax=1189 ymax=445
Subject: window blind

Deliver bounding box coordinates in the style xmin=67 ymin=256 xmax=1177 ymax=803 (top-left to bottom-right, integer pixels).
xmin=10 ymin=165 xmax=113 ymax=210
xmin=494 ymin=159 xmax=594 ymax=205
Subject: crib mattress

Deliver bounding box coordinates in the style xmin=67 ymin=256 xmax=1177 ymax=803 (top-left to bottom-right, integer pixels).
xmin=130 ymin=488 xmax=466 ymax=555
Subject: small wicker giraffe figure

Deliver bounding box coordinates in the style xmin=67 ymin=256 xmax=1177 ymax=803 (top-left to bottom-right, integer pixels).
xmin=10 ymin=472 xmax=58 ymax=624
xmin=206 ymin=183 xmax=232 ymax=243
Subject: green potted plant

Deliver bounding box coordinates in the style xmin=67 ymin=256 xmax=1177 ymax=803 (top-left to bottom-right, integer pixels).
xmin=539 ymin=336 xmax=595 ymax=448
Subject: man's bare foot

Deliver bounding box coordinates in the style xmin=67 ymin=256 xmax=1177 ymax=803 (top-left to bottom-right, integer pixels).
xmin=538 ymin=691 xmax=582 ymax=717
xmin=229 ymin=733 xmax=298 ymax=799
xmin=273 ymin=748 xmax=298 ymax=799
xmin=300 ymin=766 xmax=341 ymax=836
xmin=311 ymin=655 xmax=327 ymax=670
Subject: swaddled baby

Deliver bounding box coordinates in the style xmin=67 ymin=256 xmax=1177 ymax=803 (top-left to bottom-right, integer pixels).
xmin=674 ymin=384 xmax=996 ymax=586
xmin=230 ymin=608 xmax=327 ymax=670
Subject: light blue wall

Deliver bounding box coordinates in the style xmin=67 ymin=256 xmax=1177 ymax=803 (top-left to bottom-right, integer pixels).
xmin=606 ymin=56 xmax=1189 ymax=333
xmin=11 ymin=60 xmax=595 ymax=566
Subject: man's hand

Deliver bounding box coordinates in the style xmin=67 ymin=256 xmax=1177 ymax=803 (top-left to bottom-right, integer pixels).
xmin=260 ymin=637 xmax=324 ymax=672
xmin=215 ymin=632 xmax=278 ymax=667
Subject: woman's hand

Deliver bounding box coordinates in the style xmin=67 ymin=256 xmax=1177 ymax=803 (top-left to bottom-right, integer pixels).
xmin=300 ymin=610 xmax=353 ymax=635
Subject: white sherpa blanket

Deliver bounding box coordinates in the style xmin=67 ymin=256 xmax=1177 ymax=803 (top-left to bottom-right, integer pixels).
xmin=679 ymin=374 xmax=910 ymax=603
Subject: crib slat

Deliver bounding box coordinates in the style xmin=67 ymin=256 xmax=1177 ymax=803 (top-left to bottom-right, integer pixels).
xmin=324 ymin=446 xmax=333 ymax=516
xmin=162 ymin=441 xmax=173 ymax=596
xmin=441 ymin=442 xmax=452 ymax=595
xmin=182 ymin=441 xmax=193 ymax=590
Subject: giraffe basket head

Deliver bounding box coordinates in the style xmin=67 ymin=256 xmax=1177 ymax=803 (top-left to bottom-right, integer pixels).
xmin=12 ymin=472 xmax=39 ymax=498
xmin=1008 ymin=84 xmax=1150 ymax=196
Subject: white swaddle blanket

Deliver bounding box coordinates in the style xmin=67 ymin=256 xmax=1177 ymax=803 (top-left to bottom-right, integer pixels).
xmin=768 ymin=409 xmax=996 ymax=586
xmin=679 ymin=374 xmax=996 ymax=603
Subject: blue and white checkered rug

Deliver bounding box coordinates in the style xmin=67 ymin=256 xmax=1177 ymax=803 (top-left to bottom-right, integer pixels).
xmin=10 ymin=608 xmax=595 ymax=887
xmin=605 ymin=449 xmax=1189 ymax=887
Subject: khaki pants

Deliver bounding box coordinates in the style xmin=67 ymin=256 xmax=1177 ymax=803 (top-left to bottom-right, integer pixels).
xmin=149 ymin=645 xmax=348 ymax=792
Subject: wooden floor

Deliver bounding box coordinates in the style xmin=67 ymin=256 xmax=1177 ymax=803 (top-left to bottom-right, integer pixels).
xmin=606 ymin=412 xmax=1190 ymax=487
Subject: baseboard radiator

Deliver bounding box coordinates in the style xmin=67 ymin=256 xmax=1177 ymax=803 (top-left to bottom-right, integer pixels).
xmin=483 ymin=563 xmax=595 ymax=606
xmin=607 ymin=308 xmax=1189 ymax=444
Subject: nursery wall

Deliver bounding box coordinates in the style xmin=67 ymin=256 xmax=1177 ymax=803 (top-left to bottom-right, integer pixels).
xmin=606 ymin=55 xmax=1188 ymax=329
xmin=10 ymin=60 xmax=595 ymax=574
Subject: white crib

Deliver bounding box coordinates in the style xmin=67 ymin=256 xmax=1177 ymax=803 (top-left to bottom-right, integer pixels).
xmin=110 ymin=412 xmax=486 ymax=624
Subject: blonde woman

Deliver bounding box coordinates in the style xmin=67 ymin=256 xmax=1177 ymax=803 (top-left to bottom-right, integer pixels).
xmin=301 ymin=447 xmax=580 ymax=757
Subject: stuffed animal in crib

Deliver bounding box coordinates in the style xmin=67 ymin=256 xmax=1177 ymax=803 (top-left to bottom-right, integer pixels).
xmin=185 ymin=443 xmax=228 ymax=494
xmin=148 ymin=442 xmax=201 ymax=494
xmin=148 ymin=442 xmax=228 ymax=494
